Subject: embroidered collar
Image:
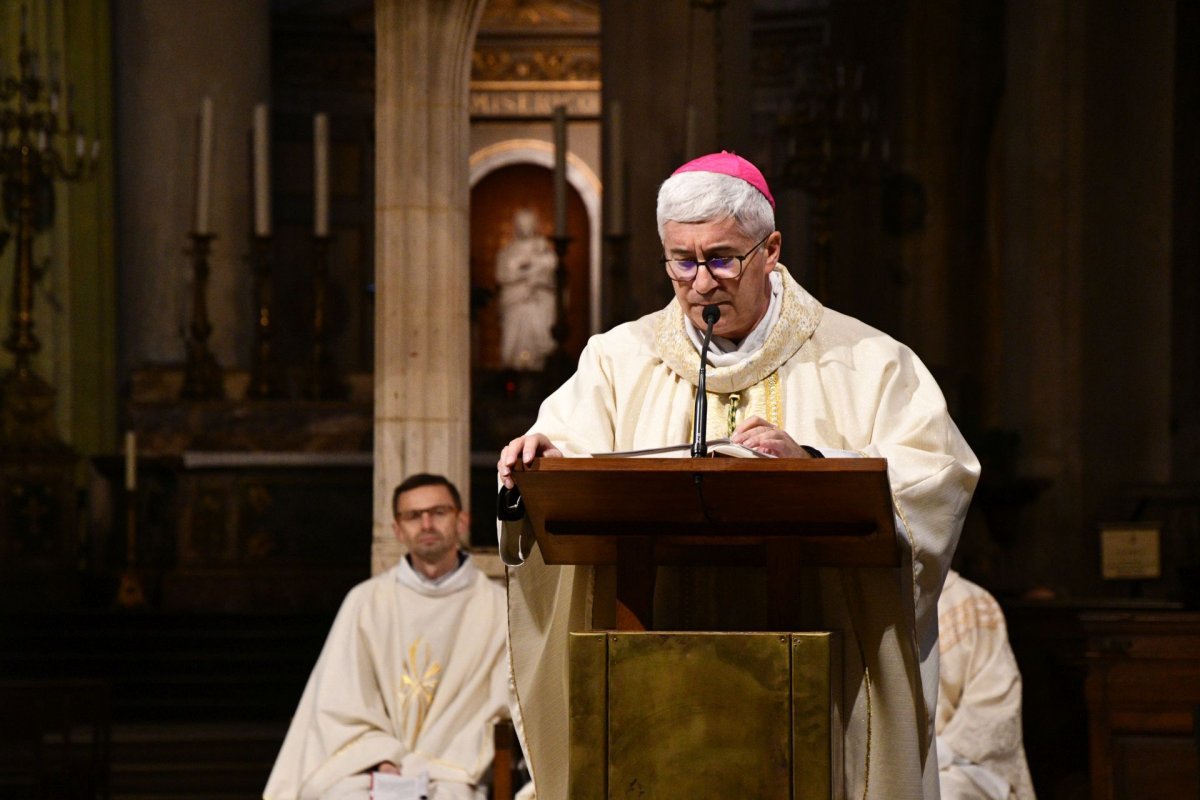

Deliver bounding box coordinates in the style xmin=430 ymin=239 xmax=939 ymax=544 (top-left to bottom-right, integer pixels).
xmin=653 ymin=264 xmax=823 ymax=393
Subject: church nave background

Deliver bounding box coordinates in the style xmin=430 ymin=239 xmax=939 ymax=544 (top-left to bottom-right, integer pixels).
xmin=0 ymin=0 xmax=1197 ymax=797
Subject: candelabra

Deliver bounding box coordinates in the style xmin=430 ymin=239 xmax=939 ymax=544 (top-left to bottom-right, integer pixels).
xmin=247 ymin=234 xmax=285 ymax=398
xmin=304 ymin=234 xmax=344 ymax=400
xmin=115 ymin=480 xmax=147 ymax=609
xmin=780 ymin=58 xmax=885 ymax=302
xmin=0 ymin=19 xmax=100 ymax=448
xmin=543 ymin=235 xmax=574 ymax=386
xmin=180 ymin=233 xmax=224 ymax=399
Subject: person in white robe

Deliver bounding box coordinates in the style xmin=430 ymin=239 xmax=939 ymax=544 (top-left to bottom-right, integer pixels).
xmin=264 ymin=474 xmax=510 ymax=800
xmin=496 ymin=151 xmax=981 ymax=799
xmin=937 ymin=570 xmax=1036 ymax=800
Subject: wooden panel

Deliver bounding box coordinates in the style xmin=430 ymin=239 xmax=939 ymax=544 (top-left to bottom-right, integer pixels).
xmin=1083 ymin=611 xmax=1200 ymax=800
xmin=1111 ymin=735 xmax=1199 ymax=800
xmin=1102 ymin=662 xmax=1200 ymax=708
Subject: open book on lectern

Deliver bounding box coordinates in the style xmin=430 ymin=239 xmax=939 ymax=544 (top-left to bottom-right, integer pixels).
xmin=593 ymin=437 xmax=774 ymax=459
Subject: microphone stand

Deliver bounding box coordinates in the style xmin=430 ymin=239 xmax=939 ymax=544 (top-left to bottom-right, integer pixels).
xmin=691 ymin=305 xmax=721 ymax=457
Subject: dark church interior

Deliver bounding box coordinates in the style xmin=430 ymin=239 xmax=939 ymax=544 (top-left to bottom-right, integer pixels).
xmin=0 ymin=0 xmax=1197 ymax=797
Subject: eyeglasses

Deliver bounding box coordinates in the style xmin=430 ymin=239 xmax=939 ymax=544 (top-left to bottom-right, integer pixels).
xmin=661 ymin=233 xmax=771 ymax=283
xmin=395 ymin=504 xmax=457 ymax=523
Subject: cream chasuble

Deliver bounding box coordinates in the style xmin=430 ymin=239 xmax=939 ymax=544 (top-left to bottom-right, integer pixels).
xmin=502 ymin=265 xmax=980 ymax=800
xmin=936 ymin=571 xmax=1036 ymax=800
xmin=264 ymin=556 xmax=509 ymax=800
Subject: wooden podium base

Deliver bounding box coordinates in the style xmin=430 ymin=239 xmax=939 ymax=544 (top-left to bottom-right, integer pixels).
xmin=569 ymin=631 xmax=842 ymax=799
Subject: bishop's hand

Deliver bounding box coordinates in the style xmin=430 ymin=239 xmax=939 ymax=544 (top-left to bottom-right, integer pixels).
xmin=730 ymin=416 xmax=810 ymax=458
xmin=498 ymin=433 xmax=563 ymax=489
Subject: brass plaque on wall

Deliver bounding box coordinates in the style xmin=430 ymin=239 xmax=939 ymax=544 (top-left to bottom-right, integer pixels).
xmin=569 ymin=631 xmax=838 ymax=798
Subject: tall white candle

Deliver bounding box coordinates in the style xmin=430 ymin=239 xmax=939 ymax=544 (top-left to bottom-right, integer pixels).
xmin=553 ymin=105 xmax=568 ymax=239
xmin=195 ymin=97 xmax=213 ymax=234
xmin=253 ymin=103 xmax=271 ymax=236
xmin=55 ymin=0 xmax=67 ymax=97
xmin=124 ymin=431 xmax=137 ymax=492
xmin=608 ymin=101 xmax=624 ymax=236
xmin=314 ymin=113 xmax=330 ymax=237
xmin=36 ymin=0 xmax=49 ymax=87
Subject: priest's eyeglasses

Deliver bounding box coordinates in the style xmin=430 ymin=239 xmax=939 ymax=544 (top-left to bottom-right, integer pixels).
xmin=662 ymin=233 xmax=771 ymax=283
xmin=396 ymin=504 xmax=457 ymax=523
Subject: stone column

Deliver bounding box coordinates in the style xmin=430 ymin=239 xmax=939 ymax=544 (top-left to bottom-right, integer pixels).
xmin=373 ymin=0 xmax=485 ymax=573
xmin=114 ymin=1 xmax=269 ymax=374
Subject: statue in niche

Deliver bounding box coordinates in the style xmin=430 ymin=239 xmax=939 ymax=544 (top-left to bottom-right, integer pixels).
xmin=495 ymin=208 xmax=558 ymax=371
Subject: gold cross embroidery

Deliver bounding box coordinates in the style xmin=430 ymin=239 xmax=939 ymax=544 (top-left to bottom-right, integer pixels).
xmin=397 ymin=639 xmax=442 ymax=735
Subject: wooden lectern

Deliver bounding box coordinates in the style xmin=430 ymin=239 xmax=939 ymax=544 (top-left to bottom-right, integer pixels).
xmin=511 ymin=457 xmax=898 ymax=799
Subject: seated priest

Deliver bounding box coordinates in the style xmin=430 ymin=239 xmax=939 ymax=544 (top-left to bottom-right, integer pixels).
xmin=264 ymin=474 xmax=510 ymax=800
xmin=496 ymin=151 xmax=981 ymax=798
xmin=937 ymin=570 xmax=1036 ymax=800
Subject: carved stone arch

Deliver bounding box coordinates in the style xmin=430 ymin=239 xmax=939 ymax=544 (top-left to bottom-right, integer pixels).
xmin=469 ymin=139 xmax=603 ymax=334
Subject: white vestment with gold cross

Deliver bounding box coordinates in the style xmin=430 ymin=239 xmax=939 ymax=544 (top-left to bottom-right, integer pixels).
xmin=502 ymin=265 xmax=981 ymax=800
xmin=264 ymin=556 xmax=509 ymax=800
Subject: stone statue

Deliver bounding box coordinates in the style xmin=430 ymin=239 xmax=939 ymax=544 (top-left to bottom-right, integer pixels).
xmin=495 ymin=208 xmax=558 ymax=370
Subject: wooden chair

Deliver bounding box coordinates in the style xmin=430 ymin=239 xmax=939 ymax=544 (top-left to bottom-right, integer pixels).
xmin=491 ymin=717 xmax=525 ymax=800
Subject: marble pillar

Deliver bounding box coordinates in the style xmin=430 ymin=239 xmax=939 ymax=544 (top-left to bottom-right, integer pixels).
xmin=114 ymin=1 xmax=269 ymax=374
xmin=373 ymin=0 xmax=486 ymax=573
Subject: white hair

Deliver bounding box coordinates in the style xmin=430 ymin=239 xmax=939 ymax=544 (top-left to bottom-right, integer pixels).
xmin=656 ymin=171 xmax=776 ymax=241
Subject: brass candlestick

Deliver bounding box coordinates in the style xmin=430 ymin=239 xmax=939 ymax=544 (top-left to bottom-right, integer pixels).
xmin=543 ymin=234 xmax=573 ymax=384
xmin=304 ymin=234 xmax=344 ymax=399
xmin=247 ymin=234 xmax=285 ymax=398
xmin=180 ymin=232 xmax=224 ymax=399
xmin=115 ymin=483 xmax=146 ymax=609
xmin=115 ymin=431 xmax=146 ymax=608
xmin=0 ymin=15 xmax=99 ymax=447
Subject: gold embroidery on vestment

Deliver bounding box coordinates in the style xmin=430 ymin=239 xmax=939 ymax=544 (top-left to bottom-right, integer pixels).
xmin=702 ymin=371 xmax=784 ymax=441
xmin=398 ymin=639 xmax=442 ymax=736
xmin=765 ymin=371 xmax=781 ymax=427
xmin=653 ymin=265 xmax=824 ymax=395
xmin=726 ymin=392 xmax=740 ymax=437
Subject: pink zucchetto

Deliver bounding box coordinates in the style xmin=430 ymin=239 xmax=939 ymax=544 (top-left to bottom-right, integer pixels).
xmin=671 ymin=150 xmax=775 ymax=209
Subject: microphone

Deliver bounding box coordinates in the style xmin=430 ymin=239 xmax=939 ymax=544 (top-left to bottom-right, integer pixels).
xmin=691 ymin=304 xmax=721 ymax=458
